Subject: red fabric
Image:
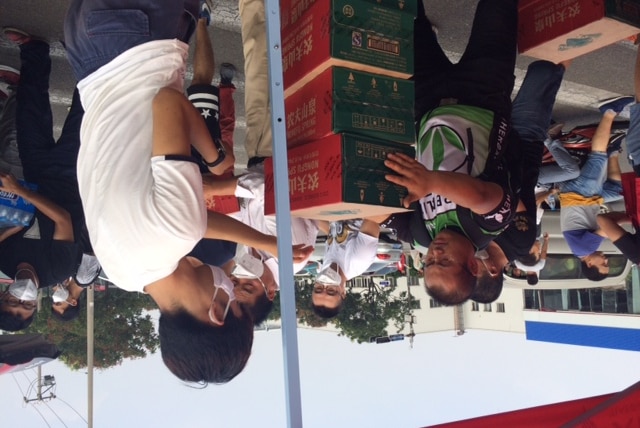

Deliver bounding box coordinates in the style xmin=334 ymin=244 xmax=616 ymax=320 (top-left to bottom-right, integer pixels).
xmin=621 ymin=172 xmax=640 ymax=228
xmin=427 ymin=381 xmax=640 ymax=428
xmin=219 ymin=84 xmax=236 ymax=154
xmin=426 ymin=394 xmax=612 ymax=428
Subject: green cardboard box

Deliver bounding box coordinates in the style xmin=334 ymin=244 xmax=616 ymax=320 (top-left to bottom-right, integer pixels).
xmin=264 ymin=133 xmax=415 ymax=220
xmin=285 ymin=66 xmax=415 ymax=146
xmin=281 ymin=0 xmax=416 ymax=96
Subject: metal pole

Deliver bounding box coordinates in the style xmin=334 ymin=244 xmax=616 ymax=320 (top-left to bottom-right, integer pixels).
xmin=264 ymin=1 xmax=303 ymax=427
xmin=37 ymin=365 xmax=42 ymax=401
xmin=87 ymin=286 xmax=94 ymax=428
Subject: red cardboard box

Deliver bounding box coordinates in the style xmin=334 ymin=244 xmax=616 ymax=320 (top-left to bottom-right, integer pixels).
xmin=264 ymin=133 xmax=414 ymax=221
xmin=205 ymin=195 xmax=240 ymax=215
xmin=518 ymin=0 xmax=640 ymax=62
xmin=285 ymin=66 xmax=415 ymax=147
xmin=280 ymin=0 xmax=415 ymax=97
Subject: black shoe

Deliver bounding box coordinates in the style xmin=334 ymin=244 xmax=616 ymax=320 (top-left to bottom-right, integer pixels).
xmin=606 ymin=133 xmax=625 ymax=157
xmin=248 ymin=156 xmax=267 ymax=168
xmin=220 ymin=62 xmax=236 ymax=86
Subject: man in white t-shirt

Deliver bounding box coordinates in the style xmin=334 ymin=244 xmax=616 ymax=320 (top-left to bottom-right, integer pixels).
xmin=202 ymin=169 xmax=323 ymax=324
xmin=311 ymin=219 xmax=381 ymax=319
xmin=63 ymin=0 xmax=310 ymax=384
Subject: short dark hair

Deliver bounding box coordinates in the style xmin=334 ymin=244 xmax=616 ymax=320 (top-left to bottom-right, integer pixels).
xmin=470 ymin=273 xmax=504 ymax=303
xmin=311 ymin=300 xmax=343 ymax=319
xmin=581 ymin=261 xmax=607 ymax=281
xmin=526 ymin=273 xmax=539 ymax=286
xmin=517 ymin=252 xmax=539 ymax=267
xmin=425 ymin=269 xmax=475 ymax=306
xmin=50 ymin=301 xmax=82 ymax=322
xmin=0 ymin=310 xmax=35 ymax=331
xmin=159 ymin=308 xmax=253 ymax=384
xmin=248 ymin=293 xmax=273 ymax=325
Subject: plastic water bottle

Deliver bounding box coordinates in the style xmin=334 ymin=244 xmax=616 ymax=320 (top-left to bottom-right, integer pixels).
xmin=547 ymin=194 xmax=556 ymax=210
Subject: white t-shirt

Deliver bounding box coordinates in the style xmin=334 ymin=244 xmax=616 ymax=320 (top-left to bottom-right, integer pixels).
xmin=234 ymin=169 xmax=319 ymax=277
xmin=321 ymin=220 xmax=378 ymax=280
xmin=77 ymin=40 xmax=206 ymax=292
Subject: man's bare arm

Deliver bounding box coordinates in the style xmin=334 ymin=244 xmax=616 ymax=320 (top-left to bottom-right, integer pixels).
xmin=205 ymin=211 xmax=313 ymax=262
xmin=384 ymin=152 xmax=504 ymax=214
xmin=0 ymin=173 xmax=73 ymax=242
xmin=152 ymin=88 xmax=234 ymax=174
xmin=597 ymin=212 xmax=630 ymax=242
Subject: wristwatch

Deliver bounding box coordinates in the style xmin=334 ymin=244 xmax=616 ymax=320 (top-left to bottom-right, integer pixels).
xmin=201 ymin=139 xmax=226 ymax=168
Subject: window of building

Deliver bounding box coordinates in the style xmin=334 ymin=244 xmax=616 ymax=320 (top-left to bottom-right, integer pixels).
xmin=407 ymin=275 xmax=420 ymax=286
xmin=496 ymin=303 xmax=505 ymax=313
xmin=471 ymin=302 xmax=479 ymax=311
xmin=483 ymin=303 xmax=492 ymax=312
xmin=429 ymin=299 xmax=443 ymax=308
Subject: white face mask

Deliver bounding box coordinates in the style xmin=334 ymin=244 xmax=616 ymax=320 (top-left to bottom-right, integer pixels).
xmin=316 ymin=266 xmax=342 ymax=286
xmin=208 ymin=265 xmax=236 ymax=299
xmin=52 ymin=286 xmax=70 ymax=303
xmin=233 ymin=253 xmax=264 ymax=279
xmin=8 ymin=279 xmax=38 ymax=301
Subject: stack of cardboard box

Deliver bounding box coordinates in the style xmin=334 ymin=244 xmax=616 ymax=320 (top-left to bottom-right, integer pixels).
xmin=265 ymin=0 xmax=418 ymax=221
xmin=518 ymin=0 xmax=640 ymax=63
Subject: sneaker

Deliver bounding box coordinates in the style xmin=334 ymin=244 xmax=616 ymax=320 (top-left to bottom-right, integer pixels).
xmin=200 ymin=0 xmax=213 ymax=26
xmin=0 ymin=65 xmax=20 ymax=86
xmin=2 ymin=27 xmax=32 ymax=45
xmin=607 ymin=133 xmax=625 ymax=157
xmin=219 ymin=62 xmax=236 ymax=86
xmin=548 ymin=122 xmax=564 ymax=140
xmin=598 ymin=95 xmax=635 ymax=116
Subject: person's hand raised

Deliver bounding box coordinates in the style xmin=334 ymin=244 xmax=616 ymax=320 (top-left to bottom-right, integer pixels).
xmin=384 ymin=152 xmax=430 ymax=208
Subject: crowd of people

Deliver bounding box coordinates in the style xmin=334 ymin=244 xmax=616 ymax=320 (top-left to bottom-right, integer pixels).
xmin=0 ymin=0 xmax=638 ymax=385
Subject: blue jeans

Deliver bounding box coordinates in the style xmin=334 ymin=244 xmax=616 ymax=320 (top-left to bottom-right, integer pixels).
xmin=64 ymin=0 xmax=198 ymax=81
xmin=560 ymin=152 xmax=623 ymax=203
xmin=511 ymin=61 xmax=565 ymax=142
xmin=508 ymin=60 xmax=565 ymax=216
xmin=538 ymin=138 xmax=581 ymax=185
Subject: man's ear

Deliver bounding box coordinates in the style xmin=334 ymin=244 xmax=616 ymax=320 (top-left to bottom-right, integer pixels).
xmin=468 ymin=257 xmax=480 ymax=277
xmin=69 ymin=298 xmax=78 ymax=307
xmin=267 ymin=289 xmax=276 ymax=301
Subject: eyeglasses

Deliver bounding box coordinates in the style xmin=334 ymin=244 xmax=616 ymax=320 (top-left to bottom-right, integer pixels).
xmin=313 ymin=284 xmax=342 ymax=296
xmin=208 ymin=285 xmax=235 ymax=326
xmin=231 ymin=265 xmax=269 ymax=299
xmin=1 ymin=295 xmax=37 ymax=310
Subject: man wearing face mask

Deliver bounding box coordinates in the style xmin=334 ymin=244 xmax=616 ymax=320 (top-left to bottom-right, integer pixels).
xmin=311 ymin=218 xmax=383 ymax=319
xmin=49 ymin=274 xmax=99 ymax=322
xmin=0 ymin=263 xmax=39 ymax=331
xmin=228 ymin=250 xmax=279 ymax=325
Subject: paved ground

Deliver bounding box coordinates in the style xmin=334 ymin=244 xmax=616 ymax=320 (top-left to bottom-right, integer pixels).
xmin=1 ymin=0 xmax=638 ymax=170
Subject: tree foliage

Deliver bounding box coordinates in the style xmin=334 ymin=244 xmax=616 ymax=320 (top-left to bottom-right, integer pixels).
xmin=334 ymin=284 xmax=415 ymax=344
xmin=25 ymin=287 xmax=158 ymax=370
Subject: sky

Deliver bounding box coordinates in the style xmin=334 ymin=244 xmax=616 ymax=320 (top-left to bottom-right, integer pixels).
xmin=2 ymin=322 xmax=640 ymax=428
